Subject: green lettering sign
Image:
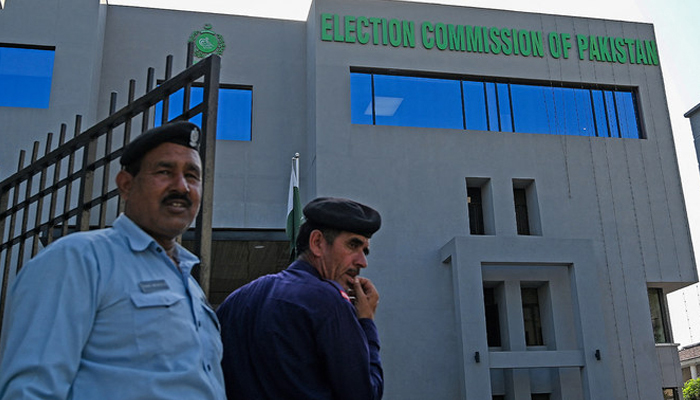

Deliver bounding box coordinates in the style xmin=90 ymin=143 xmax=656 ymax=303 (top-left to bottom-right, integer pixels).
xmin=501 ymin=28 xmax=513 ymax=55
xmin=466 ymin=26 xmax=484 ymax=53
xmin=449 ymin=24 xmax=466 ymax=51
xmin=318 ymin=13 xmax=659 ymax=67
xmin=321 ymin=14 xmax=333 ymax=41
xmin=345 ymin=16 xmax=356 ymax=43
xmin=422 ymin=22 xmax=434 ymax=49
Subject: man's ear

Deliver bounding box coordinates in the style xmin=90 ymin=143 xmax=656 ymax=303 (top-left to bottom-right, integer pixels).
xmin=308 ymin=229 xmax=326 ymax=258
xmin=115 ymin=169 xmax=133 ymax=201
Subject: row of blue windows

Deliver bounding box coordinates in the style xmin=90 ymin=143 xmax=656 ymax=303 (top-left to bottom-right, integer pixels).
xmin=351 ymin=72 xmax=642 ymax=139
xmin=0 ymin=45 xmax=55 ymax=109
xmin=0 ymin=42 xmax=252 ymax=141
xmin=3 ymin=42 xmax=640 ymax=141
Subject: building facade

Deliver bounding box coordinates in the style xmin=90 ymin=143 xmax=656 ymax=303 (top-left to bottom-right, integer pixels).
xmin=0 ymin=0 xmax=696 ymax=399
xmin=679 ymin=103 xmax=700 ymax=390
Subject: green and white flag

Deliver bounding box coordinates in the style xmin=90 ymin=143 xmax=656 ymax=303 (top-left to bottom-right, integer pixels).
xmin=286 ymin=153 xmax=302 ymax=259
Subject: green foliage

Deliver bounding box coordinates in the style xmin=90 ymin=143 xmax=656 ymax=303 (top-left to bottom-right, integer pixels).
xmin=684 ymin=377 xmax=700 ymax=400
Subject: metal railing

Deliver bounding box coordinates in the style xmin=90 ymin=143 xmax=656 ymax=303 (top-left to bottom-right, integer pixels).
xmin=0 ymin=47 xmax=220 ymax=335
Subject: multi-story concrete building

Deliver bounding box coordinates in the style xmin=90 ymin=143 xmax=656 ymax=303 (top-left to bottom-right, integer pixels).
xmin=679 ymin=103 xmax=700 ymax=390
xmin=0 ymin=0 xmax=695 ymax=398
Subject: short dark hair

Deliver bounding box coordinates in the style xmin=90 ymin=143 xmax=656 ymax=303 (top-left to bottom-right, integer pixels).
xmin=123 ymin=161 xmax=141 ymax=177
xmin=296 ymin=221 xmax=340 ymax=255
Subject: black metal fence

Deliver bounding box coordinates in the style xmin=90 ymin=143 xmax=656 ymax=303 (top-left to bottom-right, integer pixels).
xmin=0 ymin=48 xmax=220 ymax=335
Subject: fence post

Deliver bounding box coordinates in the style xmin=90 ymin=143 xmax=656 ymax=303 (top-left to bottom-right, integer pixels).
xmin=0 ymin=151 xmax=26 ymax=335
xmin=195 ymin=55 xmax=220 ymax=299
xmin=75 ymin=115 xmax=97 ymax=232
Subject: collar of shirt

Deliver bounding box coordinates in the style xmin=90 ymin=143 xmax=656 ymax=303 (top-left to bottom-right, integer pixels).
xmin=287 ymin=259 xmax=319 ymax=277
xmin=113 ymin=214 xmax=200 ymax=276
xmin=288 ymin=259 xmax=348 ymax=296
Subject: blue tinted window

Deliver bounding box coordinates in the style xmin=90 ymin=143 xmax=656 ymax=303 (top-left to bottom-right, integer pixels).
xmin=462 ymin=81 xmax=488 ymax=131
xmin=351 ymin=72 xmax=642 ymax=140
xmin=591 ymin=90 xmax=609 ymax=137
xmin=557 ymin=87 xmax=595 ymax=137
xmin=551 ymin=88 xmax=572 ymax=135
xmin=511 ymin=84 xmax=553 ymax=134
xmin=512 ymin=85 xmax=594 ymax=136
xmin=615 ymin=91 xmax=641 ymax=139
xmin=485 ymin=83 xmax=499 ymax=132
xmin=573 ymin=88 xmax=595 ymax=137
xmin=497 ymin=83 xmax=513 ymax=133
xmin=351 ymin=73 xmax=373 ymax=125
xmin=0 ymin=46 xmax=55 ymax=108
xmin=372 ymin=75 xmax=463 ymax=129
xmin=155 ymin=86 xmax=252 ymax=141
xmin=604 ymin=91 xmax=620 ymax=138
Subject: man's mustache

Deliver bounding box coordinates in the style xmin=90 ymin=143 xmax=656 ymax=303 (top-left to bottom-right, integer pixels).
xmin=162 ymin=192 xmax=192 ymax=207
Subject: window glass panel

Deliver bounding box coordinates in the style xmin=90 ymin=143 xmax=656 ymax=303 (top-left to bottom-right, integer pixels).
xmin=615 ymin=91 xmax=641 ymax=139
xmin=497 ymin=83 xmax=513 ymax=132
xmin=483 ymin=287 xmax=502 ymax=346
xmin=574 ymin=88 xmax=595 ymax=136
xmin=591 ymin=90 xmax=609 ymax=137
xmin=0 ymin=46 xmax=55 ymax=108
xmin=462 ymin=81 xmax=488 ymax=131
xmin=155 ymin=86 xmax=202 ymax=124
xmin=372 ymin=75 xmax=463 ymax=129
xmin=561 ymin=87 xmax=595 ymax=137
xmin=604 ymin=91 xmax=620 ymax=138
xmin=648 ymin=288 xmax=669 ymax=343
xmin=522 ymin=287 xmax=543 ymax=345
xmin=485 ymin=82 xmax=499 ymax=131
xmin=514 ymin=188 xmax=530 ymax=235
xmin=550 ymin=87 xmax=568 ymax=135
xmin=468 ymin=187 xmax=485 ymax=235
xmin=559 ymin=88 xmax=578 ymax=135
xmin=155 ymin=86 xmax=253 ymax=141
xmin=663 ymin=388 xmax=679 ymax=400
xmin=217 ymin=88 xmax=252 ymax=141
xmin=511 ymin=84 xmax=554 ymax=135
xmin=351 ymin=73 xmax=373 ymax=125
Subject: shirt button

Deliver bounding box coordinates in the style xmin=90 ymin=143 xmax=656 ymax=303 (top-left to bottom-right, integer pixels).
xmin=157 ymin=248 xmax=162 ymax=253
xmin=207 ymin=364 xmax=212 ymax=372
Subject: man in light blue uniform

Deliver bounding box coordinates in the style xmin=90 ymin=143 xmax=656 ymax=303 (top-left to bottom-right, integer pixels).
xmin=0 ymin=121 xmax=225 ymax=400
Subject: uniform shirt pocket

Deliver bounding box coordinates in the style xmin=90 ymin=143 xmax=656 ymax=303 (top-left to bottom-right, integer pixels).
xmin=130 ymin=291 xmax=185 ymax=308
xmin=129 ymin=291 xmax=192 ymax=359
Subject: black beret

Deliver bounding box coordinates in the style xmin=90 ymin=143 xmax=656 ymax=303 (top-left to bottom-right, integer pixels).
xmin=303 ymin=197 xmax=381 ymax=238
xmin=120 ymin=121 xmax=201 ymax=168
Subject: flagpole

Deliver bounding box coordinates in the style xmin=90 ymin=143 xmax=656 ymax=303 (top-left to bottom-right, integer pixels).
xmin=287 ymin=153 xmax=302 ymax=261
xmin=293 ymin=152 xmax=299 ymax=184
xmin=292 ymin=153 xmax=300 ymax=259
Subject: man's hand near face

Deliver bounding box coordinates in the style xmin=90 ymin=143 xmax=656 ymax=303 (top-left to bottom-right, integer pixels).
xmin=353 ymin=276 xmax=379 ymax=320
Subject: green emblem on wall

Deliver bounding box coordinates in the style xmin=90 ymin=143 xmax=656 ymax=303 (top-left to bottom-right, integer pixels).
xmin=188 ymin=24 xmax=226 ymax=59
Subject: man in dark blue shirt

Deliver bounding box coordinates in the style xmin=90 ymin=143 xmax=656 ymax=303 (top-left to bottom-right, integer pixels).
xmin=216 ymin=197 xmax=383 ymax=400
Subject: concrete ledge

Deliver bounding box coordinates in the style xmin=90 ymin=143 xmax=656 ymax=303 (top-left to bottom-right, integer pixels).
xmin=489 ymin=350 xmax=585 ymax=369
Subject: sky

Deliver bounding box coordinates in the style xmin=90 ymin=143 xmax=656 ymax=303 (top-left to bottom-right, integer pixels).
xmin=107 ymin=0 xmax=700 ymax=343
